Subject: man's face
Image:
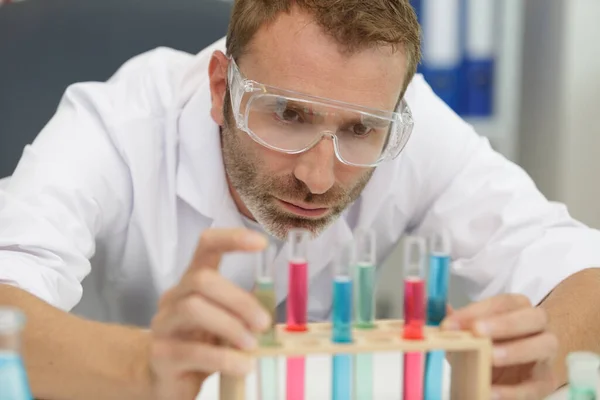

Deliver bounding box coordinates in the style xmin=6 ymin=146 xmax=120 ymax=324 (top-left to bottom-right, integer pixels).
xmin=209 ymin=8 xmax=407 ymax=241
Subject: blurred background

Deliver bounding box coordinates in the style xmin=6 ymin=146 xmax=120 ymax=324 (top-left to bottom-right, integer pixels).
xmin=0 ymin=0 xmax=598 ymax=318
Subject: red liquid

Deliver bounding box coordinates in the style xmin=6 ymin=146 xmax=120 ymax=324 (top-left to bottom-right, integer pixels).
xmin=286 ymin=260 xmax=308 ymax=332
xmin=403 ymin=278 xmax=425 ymax=340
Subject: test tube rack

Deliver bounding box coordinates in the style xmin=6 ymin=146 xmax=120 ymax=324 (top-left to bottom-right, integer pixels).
xmin=219 ymin=319 xmax=492 ymax=400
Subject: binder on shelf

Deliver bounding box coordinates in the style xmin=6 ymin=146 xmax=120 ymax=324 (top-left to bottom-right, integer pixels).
xmin=462 ymin=0 xmax=497 ymax=117
xmin=420 ymin=0 xmax=463 ymax=113
xmin=410 ymin=0 xmax=424 ymax=74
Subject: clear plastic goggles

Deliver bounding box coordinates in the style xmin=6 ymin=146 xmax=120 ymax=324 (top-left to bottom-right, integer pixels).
xmin=227 ymin=57 xmax=414 ymax=167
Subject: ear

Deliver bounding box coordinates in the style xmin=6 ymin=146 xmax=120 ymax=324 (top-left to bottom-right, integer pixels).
xmin=208 ymin=50 xmax=229 ymax=126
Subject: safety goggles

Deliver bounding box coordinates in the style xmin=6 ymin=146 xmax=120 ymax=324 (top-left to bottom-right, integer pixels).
xmin=227 ymin=57 xmax=414 ymax=167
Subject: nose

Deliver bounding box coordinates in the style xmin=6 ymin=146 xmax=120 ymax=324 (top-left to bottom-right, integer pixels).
xmin=293 ymin=135 xmax=336 ymax=195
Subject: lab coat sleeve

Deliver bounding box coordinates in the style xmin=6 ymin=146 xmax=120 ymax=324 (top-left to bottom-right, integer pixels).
xmin=404 ymin=76 xmax=600 ymax=306
xmin=0 ymin=83 xmax=132 ymax=311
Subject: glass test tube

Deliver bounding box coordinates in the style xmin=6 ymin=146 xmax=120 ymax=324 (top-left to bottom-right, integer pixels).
xmin=424 ymin=231 xmax=451 ymax=400
xmin=0 ymin=307 xmax=32 ymax=400
xmin=353 ymin=229 xmax=377 ymax=329
xmin=427 ymin=231 xmax=451 ymax=326
xmin=332 ymin=245 xmax=353 ymax=343
xmin=352 ymin=229 xmax=376 ymax=400
xmin=254 ymin=246 xmax=278 ymax=400
xmin=403 ymin=236 xmax=426 ymax=340
xmin=255 ymin=245 xmax=278 ymax=346
xmin=567 ymin=351 xmax=600 ymax=400
xmin=331 ymin=244 xmax=353 ymax=400
xmin=402 ymin=236 xmax=426 ymax=400
xmin=286 ymin=229 xmax=310 ymax=400
xmin=286 ymin=229 xmax=310 ymax=332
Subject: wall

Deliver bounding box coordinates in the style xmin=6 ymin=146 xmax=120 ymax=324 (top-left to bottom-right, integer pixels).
xmin=519 ymin=0 xmax=600 ymax=228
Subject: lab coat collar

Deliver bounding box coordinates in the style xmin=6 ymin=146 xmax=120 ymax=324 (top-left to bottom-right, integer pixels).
xmin=175 ymin=79 xmax=356 ymax=305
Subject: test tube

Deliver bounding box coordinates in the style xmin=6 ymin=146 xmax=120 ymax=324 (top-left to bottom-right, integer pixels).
xmin=402 ymin=236 xmax=426 ymax=400
xmin=285 ymin=229 xmax=310 ymax=400
xmin=567 ymin=351 xmax=600 ymax=400
xmin=331 ymin=245 xmax=353 ymax=400
xmin=427 ymin=231 xmax=451 ymax=326
xmin=353 ymin=229 xmax=377 ymax=329
xmin=424 ymin=232 xmax=451 ymax=400
xmin=403 ymin=236 xmax=426 ymax=340
xmin=286 ymin=228 xmax=310 ymax=332
xmin=332 ymin=245 xmax=353 ymax=343
xmin=0 ymin=307 xmax=32 ymax=400
xmin=254 ymin=245 xmax=278 ymax=346
xmin=254 ymin=246 xmax=279 ymax=400
xmin=353 ymin=229 xmax=376 ymax=400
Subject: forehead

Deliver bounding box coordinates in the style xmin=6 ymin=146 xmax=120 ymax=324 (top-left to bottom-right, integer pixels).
xmin=237 ymin=10 xmax=408 ymax=113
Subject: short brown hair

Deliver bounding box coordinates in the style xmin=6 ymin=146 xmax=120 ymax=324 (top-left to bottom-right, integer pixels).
xmin=225 ymin=0 xmax=422 ymax=97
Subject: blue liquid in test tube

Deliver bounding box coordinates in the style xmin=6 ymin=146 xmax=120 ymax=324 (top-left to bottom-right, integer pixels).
xmin=331 ymin=244 xmax=353 ymax=400
xmin=425 ymin=231 xmax=451 ymax=400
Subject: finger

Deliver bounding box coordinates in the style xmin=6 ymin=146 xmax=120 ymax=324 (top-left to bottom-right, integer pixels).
xmin=151 ymin=338 xmax=255 ymax=378
xmin=189 ymin=228 xmax=267 ymax=272
xmin=470 ymin=307 xmax=548 ymax=340
xmin=492 ymin=362 xmax=556 ymax=400
xmin=167 ymin=269 xmax=271 ymax=332
xmin=441 ymin=294 xmax=532 ymax=330
xmin=152 ymin=294 xmax=260 ymax=350
xmin=492 ymin=332 xmax=559 ymax=367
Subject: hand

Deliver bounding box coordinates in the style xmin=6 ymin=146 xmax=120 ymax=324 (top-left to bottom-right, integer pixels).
xmin=147 ymin=228 xmax=271 ymax=400
xmin=441 ymin=294 xmax=559 ymax=400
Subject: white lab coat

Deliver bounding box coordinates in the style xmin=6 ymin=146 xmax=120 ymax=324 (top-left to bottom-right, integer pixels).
xmin=1 ymin=37 xmax=599 ymax=326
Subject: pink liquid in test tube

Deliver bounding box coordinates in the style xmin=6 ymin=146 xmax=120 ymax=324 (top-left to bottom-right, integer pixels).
xmin=402 ymin=236 xmax=427 ymax=400
xmin=285 ymin=229 xmax=310 ymax=400
xmin=403 ymin=278 xmax=425 ymax=340
xmin=286 ymin=259 xmax=308 ymax=332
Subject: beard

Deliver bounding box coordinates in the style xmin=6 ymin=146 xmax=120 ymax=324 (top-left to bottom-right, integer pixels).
xmin=220 ymin=93 xmax=374 ymax=241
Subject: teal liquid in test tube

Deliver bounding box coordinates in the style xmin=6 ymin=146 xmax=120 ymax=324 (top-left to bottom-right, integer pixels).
xmin=0 ymin=308 xmax=32 ymax=400
xmin=331 ymin=243 xmax=353 ymax=400
xmin=254 ymin=245 xmax=278 ymax=400
xmin=424 ymin=231 xmax=451 ymax=400
xmin=352 ymin=229 xmax=377 ymax=400
xmin=354 ymin=229 xmax=376 ymax=329
xmin=426 ymin=232 xmax=451 ymax=326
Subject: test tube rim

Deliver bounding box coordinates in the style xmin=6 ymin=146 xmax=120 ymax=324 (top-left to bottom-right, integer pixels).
xmin=353 ymin=228 xmax=376 ymax=266
xmin=255 ymin=244 xmax=277 ymax=281
xmin=429 ymin=230 xmax=451 ymax=255
xmin=403 ymin=235 xmax=427 ymax=278
xmin=0 ymin=306 xmax=25 ymax=333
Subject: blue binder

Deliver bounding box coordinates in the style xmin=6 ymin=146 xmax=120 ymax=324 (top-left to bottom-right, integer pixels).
xmin=410 ymin=0 xmax=424 ymax=74
xmin=419 ymin=0 xmax=463 ymax=113
xmin=462 ymin=0 xmax=496 ymax=117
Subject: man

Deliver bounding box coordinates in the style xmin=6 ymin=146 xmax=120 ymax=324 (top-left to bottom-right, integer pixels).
xmin=0 ymin=0 xmax=599 ymax=399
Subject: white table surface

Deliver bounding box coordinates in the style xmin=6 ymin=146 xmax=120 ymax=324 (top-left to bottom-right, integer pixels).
xmin=195 ymin=354 xmax=580 ymax=399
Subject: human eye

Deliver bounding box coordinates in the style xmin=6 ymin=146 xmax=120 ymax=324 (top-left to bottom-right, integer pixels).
xmin=276 ymin=107 xmax=304 ymax=124
xmin=351 ymin=124 xmax=373 ymax=137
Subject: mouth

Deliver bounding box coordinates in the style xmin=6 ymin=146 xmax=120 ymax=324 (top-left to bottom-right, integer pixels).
xmin=275 ymin=198 xmax=330 ymax=218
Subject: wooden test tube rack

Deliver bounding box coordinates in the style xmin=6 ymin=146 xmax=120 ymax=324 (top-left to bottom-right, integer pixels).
xmin=219 ymin=319 xmax=492 ymax=400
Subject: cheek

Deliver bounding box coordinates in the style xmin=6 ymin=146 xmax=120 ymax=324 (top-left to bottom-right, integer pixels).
xmin=247 ymin=137 xmax=296 ymax=174
xmin=335 ymin=164 xmax=371 ymax=188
